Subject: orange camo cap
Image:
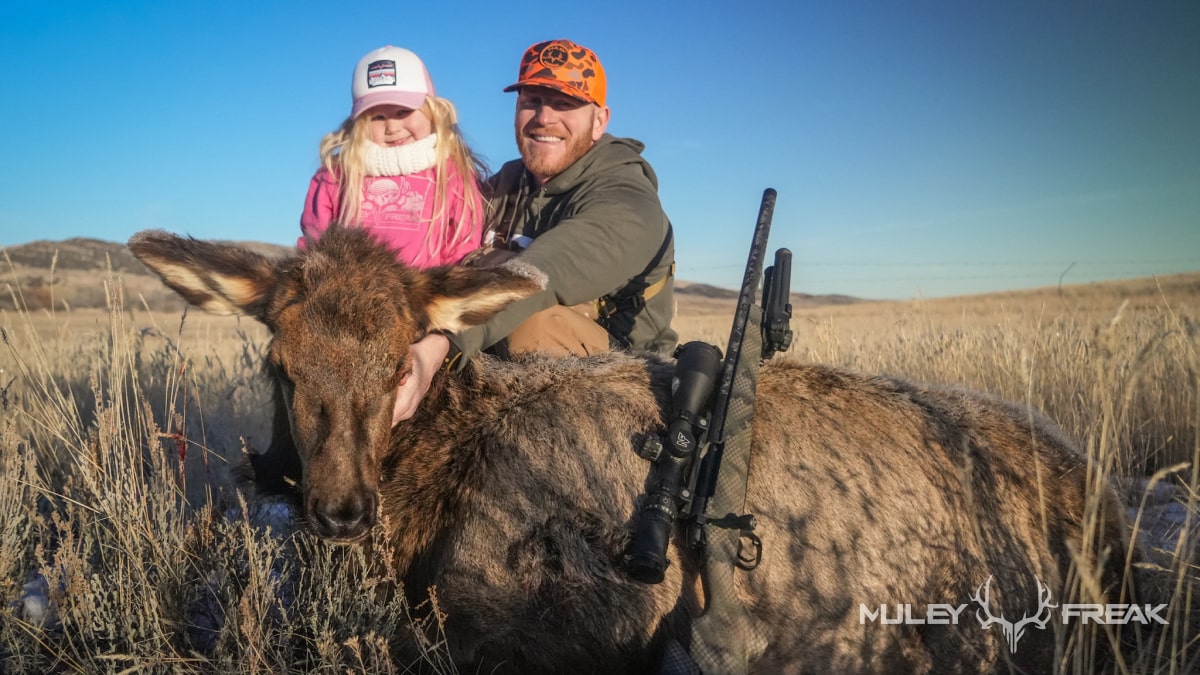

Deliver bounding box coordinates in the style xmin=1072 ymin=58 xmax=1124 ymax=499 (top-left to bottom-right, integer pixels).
xmin=503 ymin=39 xmax=607 ymax=107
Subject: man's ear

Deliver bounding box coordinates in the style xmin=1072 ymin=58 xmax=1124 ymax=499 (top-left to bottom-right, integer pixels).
xmin=422 ymin=261 xmax=547 ymax=333
xmin=592 ymin=105 xmax=610 ymax=141
xmin=128 ymin=229 xmax=276 ymax=319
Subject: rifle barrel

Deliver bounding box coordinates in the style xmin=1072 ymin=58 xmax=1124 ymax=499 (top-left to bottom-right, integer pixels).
xmin=707 ymin=188 xmax=775 ymax=445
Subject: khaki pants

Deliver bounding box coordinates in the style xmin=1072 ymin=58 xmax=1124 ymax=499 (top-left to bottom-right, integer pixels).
xmin=503 ymin=304 xmax=611 ymax=357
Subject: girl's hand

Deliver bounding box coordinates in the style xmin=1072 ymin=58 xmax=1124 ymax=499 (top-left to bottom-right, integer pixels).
xmin=391 ymin=332 xmax=451 ymax=426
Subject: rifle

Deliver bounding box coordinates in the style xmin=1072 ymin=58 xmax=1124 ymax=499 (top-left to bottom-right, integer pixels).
xmin=685 ymin=188 xmax=786 ymax=551
xmin=622 ymin=188 xmax=792 ymax=672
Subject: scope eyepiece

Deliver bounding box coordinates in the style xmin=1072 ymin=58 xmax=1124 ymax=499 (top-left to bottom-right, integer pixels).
xmin=624 ymin=491 xmax=676 ymax=583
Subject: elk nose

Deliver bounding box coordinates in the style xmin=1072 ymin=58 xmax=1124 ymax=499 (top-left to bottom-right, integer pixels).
xmin=311 ymin=493 xmax=376 ymax=541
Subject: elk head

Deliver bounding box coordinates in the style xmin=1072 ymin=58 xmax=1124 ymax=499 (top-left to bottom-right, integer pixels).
xmin=129 ymin=227 xmax=544 ymax=542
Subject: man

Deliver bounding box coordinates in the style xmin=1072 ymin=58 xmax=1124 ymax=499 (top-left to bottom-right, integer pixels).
xmin=393 ymin=39 xmax=678 ymax=423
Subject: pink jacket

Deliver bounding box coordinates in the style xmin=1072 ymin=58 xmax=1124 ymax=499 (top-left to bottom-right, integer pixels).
xmin=299 ymin=161 xmax=482 ymax=267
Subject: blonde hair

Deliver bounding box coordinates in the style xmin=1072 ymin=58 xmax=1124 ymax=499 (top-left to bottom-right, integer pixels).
xmin=317 ymin=96 xmax=487 ymax=259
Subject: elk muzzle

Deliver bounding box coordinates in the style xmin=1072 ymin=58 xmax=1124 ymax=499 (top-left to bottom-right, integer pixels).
xmin=308 ymin=489 xmax=377 ymax=542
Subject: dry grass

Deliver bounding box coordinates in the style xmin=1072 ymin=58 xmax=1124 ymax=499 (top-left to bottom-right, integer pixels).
xmin=1 ymin=269 xmax=1198 ymax=673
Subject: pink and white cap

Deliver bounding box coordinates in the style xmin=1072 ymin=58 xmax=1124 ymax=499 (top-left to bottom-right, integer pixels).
xmin=350 ymin=46 xmax=435 ymax=118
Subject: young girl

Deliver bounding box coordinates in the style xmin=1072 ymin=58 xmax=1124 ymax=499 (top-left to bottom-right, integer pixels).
xmin=300 ymin=45 xmax=486 ymax=267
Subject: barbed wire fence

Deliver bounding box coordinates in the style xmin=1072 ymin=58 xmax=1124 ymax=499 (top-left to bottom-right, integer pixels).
xmin=675 ymin=257 xmax=1200 ymax=295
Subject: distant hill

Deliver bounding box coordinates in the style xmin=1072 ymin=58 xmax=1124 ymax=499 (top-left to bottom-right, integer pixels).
xmin=673 ymin=282 xmax=739 ymax=299
xmin=674 ymin=281 xmax=867 ymax=309
xmin=0 ymin=236 xmax=863 ymax=312
xmin=4 ymin=237 xmax=148 ymax=274
xmin=0 ymin=237 xmax=294 ymax=311
xmin=2 ymin=237 xmax=293 ymax=274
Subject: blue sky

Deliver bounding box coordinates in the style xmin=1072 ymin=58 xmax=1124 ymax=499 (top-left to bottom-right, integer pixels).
xmin=1 ymin=1 xmax=1196 ymax=299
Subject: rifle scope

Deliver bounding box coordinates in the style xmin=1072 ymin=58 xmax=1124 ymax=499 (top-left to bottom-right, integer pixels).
xmin=625 ymin=341 xmax=722 ymax=584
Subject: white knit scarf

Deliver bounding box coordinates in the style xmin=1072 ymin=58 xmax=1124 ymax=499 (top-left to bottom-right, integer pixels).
xmin=364 ymin=134 xmax=438 ymax=176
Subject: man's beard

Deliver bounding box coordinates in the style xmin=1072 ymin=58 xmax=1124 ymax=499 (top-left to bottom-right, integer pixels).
xmin=518 ymin=128 xmax=594 ymax=183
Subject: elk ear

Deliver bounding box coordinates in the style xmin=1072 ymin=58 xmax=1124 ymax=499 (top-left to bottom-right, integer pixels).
xmin=422 ymin=260 xmax=547 ymax=333
xmin=128 ymin=230 xmax=276 ymax=319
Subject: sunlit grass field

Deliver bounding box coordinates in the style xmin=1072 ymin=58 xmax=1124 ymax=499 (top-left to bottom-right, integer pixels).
xmin=1 ymin=270 xmax=1198 ymax=672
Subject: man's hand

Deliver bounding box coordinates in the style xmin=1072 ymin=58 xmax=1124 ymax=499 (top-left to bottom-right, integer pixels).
xmin=391 ymin=332 xmax=451 ymax=426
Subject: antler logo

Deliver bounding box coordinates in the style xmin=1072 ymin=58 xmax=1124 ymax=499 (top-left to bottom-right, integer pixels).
xmin=971 ymin=576 xmax=1058 ymax=653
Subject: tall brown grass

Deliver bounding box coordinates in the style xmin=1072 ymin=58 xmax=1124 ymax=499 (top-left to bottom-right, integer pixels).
xmin=1 ymin=269 xmax=1197 ymax=673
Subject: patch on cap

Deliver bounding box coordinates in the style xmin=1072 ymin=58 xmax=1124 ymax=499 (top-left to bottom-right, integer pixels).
xmin=539 ymin=43 xmax=570 ymax=68
xmin=366 ymin=60 xmax=397 ymax=89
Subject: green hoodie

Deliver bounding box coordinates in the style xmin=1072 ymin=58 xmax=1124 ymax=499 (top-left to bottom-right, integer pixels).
xmin=451 ymin=134 xmax=678 ymax=362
